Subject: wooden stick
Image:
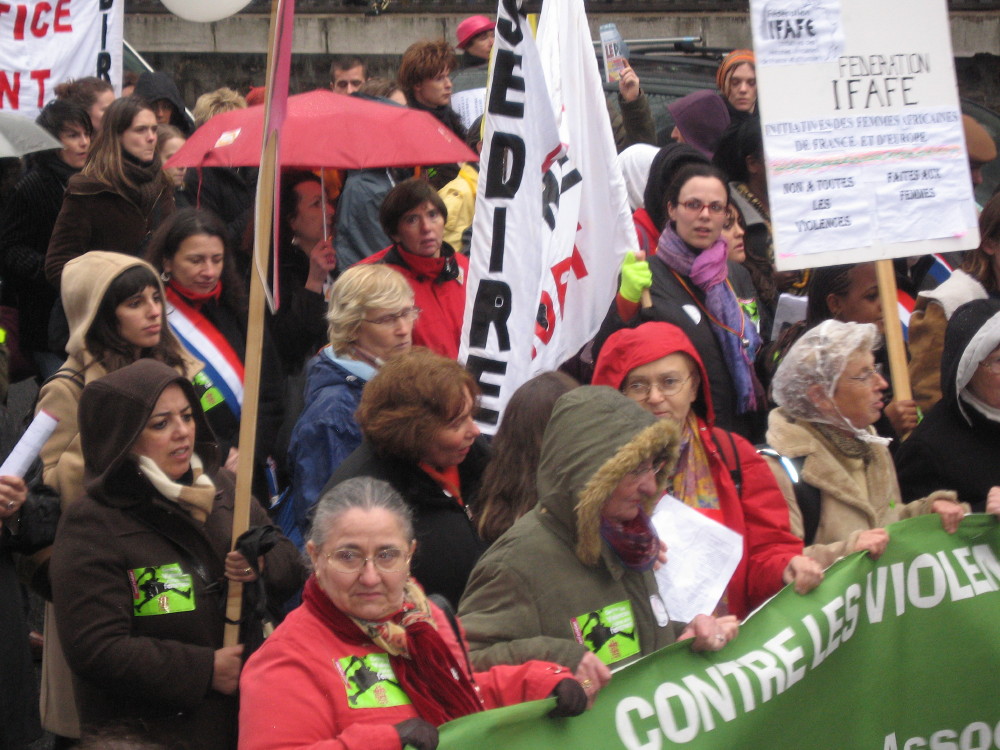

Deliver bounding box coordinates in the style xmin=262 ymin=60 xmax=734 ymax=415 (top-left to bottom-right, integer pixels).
xmin=224 ymin=0 xmax=282 ymax=647
xmin=875 ymin=258 xmax=913 ymax=415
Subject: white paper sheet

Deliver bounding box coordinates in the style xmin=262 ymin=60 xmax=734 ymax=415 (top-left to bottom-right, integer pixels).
xmin=651 ymin=494 xmax=744 ymax=623
xmin=0 ymin=410 xmax=58 ymax=478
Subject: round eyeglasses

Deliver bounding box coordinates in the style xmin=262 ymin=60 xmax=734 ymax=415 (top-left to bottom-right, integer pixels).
xmin=363 ymin=307 xmax=422 ymax=327
xmin=623 ymin=374 xmax=693 ymax=400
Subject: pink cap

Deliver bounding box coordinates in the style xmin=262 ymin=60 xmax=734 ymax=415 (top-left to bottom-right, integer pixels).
xmin=456 ymin=15 xmax=495 ymax=49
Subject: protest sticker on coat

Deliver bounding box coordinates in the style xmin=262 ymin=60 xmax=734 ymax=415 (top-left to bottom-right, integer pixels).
xmin=751 ymin=0 xmax=980 ymax=271
xmin=460 ymin=0 xmax=635 ymax=432
xmin=438 ymin=514 xmax=1000 ymax=749
xmin=0 ymin=0 xmax=124 ymax=119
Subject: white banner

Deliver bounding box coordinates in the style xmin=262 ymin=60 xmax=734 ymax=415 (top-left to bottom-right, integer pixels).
xmin=460 ymin=0 xmax=635 ymax=432
xmin=0 ymin=0 xmax=124 ymax=119
xmin=751 ymin=0 xmax=979 ymax=271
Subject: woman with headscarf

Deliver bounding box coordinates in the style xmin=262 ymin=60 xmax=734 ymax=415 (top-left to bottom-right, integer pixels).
xmin=593 ymin=322 xmax=822 ymax=619
xmin=50 ymin=359 xmax=302 ymax=749
xmin=896 ymin=299 xmax=1000 ymax=511
xmin=765 ymin=320 xmax=966 ymax=568
xmin=907 ymin=192 xmax=1000 ymax=413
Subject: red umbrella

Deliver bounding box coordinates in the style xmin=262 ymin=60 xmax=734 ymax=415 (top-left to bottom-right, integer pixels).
xmin=167 ymin=88 xmax=477 ymax=169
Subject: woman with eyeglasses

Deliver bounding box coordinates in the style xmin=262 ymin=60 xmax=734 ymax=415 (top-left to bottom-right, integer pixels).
xmin=605 ymin=162 xmax=765 ymax=442
xmin=282 ymin=265 xmax=417 ymax=549
xmin=764 ymin=320 xmax=966 ymax=568
xmin=240 ymin=477 xmax=589 ymax=750
xmin=593 ymin=322 xmax=822 ymax=620
xmin=360 ymin=178 xmax=467 ymax=359
xmin=895 ymin=299 xmax=1000 ymax=512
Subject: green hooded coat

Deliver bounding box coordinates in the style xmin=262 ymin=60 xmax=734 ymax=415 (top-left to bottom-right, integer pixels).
xmin=458 ymin=386 xmax=684 ymax=672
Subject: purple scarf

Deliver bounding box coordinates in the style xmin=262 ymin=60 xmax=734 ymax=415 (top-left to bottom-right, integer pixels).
xmin=600 ymin=510 xmax=659 ymax=571
xmin=656 ymin=223 xmax=762 ymax=413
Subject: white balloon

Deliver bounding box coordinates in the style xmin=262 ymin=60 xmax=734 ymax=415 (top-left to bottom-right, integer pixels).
xmin=159 ymin=0 xmax=252 ymax=23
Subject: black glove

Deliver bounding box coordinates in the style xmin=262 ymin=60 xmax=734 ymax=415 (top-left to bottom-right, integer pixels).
xmin=395 ymin=718 xmax=439 ymax=750
xmin=548 ymin=678 xmax=588 ymax=718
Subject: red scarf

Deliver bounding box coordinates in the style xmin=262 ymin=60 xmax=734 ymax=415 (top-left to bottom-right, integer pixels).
xmin=302 ymin=576 xmax=483 ymax=725
xmin=168 ymin=279 xmax=223 ymax=310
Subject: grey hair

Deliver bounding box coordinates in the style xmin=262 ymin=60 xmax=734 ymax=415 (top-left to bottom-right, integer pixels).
xmin=307 ymin=477 xmax=415 ymax=550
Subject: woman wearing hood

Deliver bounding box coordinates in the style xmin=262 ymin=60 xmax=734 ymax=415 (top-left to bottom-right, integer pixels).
xmin=33 ymin=251 xmax=201 ymax=742
xmin=603 ymin=162 xmax=765 ymax=441
xmin=46 ymin=96 xmax=175 ymax=288
xmin=593 ymin=322 xmax=822 ymax=620
xmin=896 ymin=299 xmax=1000 ymax=511
xmin=458 ymin=387 xmax=738 ymax=701
xmin=50 ymin=359 xmax=302 ymax=749
xmin=765 ymin=320 xmax=966 ymax=568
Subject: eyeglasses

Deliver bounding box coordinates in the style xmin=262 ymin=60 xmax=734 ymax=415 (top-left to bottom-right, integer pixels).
xmin=676 ymin=198 xmax=728 ymax=215
xmin=363 ymin=306 xmax=422 ymax=327
xmin=625 ymin=458 xmax=668 ymax=480
xmin=623 ymin=374 xmax=693 ymax=400
xmin=845 ymin=362 xmax=885 ymax=385
xmin=324 ymin=547 xmax=410 ymax=574
xmin=980 ymin=357 xmax=1000 ymax=375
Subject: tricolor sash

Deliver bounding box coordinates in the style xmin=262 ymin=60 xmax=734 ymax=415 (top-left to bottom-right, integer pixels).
xmin=165 ymin=287 xmax=245 ymax=419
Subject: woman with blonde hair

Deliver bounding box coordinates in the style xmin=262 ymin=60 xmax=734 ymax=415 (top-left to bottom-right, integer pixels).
xmin=281 ymin=264 xmax=416 ymax=548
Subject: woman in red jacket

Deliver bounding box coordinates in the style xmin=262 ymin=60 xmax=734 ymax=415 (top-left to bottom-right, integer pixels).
xmin=239 ymin=477 xmax=588 ymax=750
xmin=592 ymin=321 xmax=823 ymax=619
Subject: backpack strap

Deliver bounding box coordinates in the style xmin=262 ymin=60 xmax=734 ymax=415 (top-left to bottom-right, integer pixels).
xmin=709 ymin=429 xmax=743 ymax=499
xmin=428 ymin=593 xmax=474 ymax=679
xmin=757 ymin=446 xmax=821 ymax=546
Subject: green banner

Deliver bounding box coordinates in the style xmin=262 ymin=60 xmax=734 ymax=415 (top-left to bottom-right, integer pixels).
xmin=440 ymin=515 xmax=1000 ymax=749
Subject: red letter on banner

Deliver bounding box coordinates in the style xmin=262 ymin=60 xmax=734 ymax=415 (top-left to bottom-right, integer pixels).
xmin=31 ymin=2 xmax=51 ymax=36
xmin=0 ymin=71 xmax=20 ymax=109
xmin=53 ymin=0 xmax=71 ymax=32
xmin=31 ymin=69 xmax=50 ymax=107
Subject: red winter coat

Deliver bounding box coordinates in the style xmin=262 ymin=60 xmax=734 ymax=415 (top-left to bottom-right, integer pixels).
xmin=359 ymin=243 xmax=468 ymax=359
xmin=238 ymin=581 xmax=571 ymax=750
xmin=592 ymin=321 xmax=802 ymax=619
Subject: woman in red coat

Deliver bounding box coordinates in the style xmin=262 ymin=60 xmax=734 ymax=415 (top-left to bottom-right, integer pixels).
xmin=592 ymin=321 xmax=823 ymax=619
xmin=239 ymin=477 xmax=589 ymax=750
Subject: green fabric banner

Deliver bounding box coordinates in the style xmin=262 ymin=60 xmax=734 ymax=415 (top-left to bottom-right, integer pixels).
xmin=440 ymin=515 xmax=1000 ymax=749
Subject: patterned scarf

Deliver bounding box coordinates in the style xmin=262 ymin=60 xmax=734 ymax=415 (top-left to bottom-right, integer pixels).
xmin=302 ymin=576 xmax=483 ymax=725
xmin=656 ymin=222 xmax=762 ymax=413
xmin=135 ymin=453 xmax=216 ymax=522
xmin=670 ymin=413 xmax=720 ymax=511
xmin=600 ymin=509 xmax=659 ymax=572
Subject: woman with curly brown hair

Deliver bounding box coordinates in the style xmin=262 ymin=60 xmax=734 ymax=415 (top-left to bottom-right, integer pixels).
xmin=323 ymin=348 xmax=489 ymax=607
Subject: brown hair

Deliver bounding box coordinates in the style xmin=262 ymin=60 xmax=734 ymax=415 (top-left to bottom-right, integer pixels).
xmin=961 ymin=192 xmax=1000 ymax=294
xmin=398 ymin=40 xmax=457 ymax=102
xmin=54 ymin=76 xmax=113 ymax=109
xmin=379 ymin=177 xmax=447 ymax=239
xmin=475 ymin=371 xmax=578 ymax=543
xmin=356 ymin=348 xmax=480 ymax=463
xmin=83 ymin=96 xmax=170 ymax=196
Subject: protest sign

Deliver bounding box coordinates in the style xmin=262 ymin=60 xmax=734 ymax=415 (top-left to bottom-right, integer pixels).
xmin=460 ymin=0 xmax=634 ymax=431
xmin=439 ymin=514 xmax=1000 ymax=749
xmin=751 ymin=0 xmax=980 ymax=271
xmin=0 ymin=0 xmax=124 ymax=119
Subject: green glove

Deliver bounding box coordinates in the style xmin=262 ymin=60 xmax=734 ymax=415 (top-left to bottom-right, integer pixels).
xmin=619 ymin=252 xmax=652 ymax=303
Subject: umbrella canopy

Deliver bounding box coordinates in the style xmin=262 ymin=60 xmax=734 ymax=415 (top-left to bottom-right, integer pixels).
xmin=167 ymin=89 xmax=478 ymax=169
xmin=0 ymin=112 xmax=62 ymax=158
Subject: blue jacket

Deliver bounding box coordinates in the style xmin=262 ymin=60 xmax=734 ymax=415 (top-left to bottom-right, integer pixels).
xmin=281 ymin=349 xmax=376 ymax=548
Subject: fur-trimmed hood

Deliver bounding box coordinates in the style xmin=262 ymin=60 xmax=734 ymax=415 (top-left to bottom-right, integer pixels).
xmin=536 ymin=386 xmax=681 ymax=566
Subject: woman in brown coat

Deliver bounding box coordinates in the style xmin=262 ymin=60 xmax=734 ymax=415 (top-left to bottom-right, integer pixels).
xmin=45 ymin=96 xmax=175 ymax=288
xmin=51 ymin=359 xmax=303 ymax=749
